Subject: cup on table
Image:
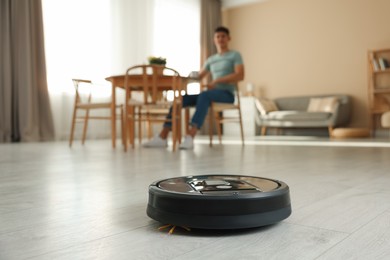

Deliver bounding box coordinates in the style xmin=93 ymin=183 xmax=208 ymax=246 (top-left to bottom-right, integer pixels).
xmin=188 ymin=71 xmax=199 ymax=79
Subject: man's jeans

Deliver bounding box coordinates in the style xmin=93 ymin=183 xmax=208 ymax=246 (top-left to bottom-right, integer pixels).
xmin=163 ymin=89 xmax=234 ymax=129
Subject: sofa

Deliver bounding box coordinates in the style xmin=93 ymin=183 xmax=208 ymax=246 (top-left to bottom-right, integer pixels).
xmin=254 ymin=94 xmax=352 ymax=136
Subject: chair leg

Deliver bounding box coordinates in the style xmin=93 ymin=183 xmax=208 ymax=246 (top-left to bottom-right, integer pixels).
xmin=138 ymin=111 xmax=143 ymax=144
xmin=185 ymin=108 xmax=190 ymax=136
xmin=238 ymin=110 xmax=245 ymax=146
xmin=261 ymin=126 xmax=267 ymax=136
xmin=215 ymin=113 xmax=222 ymax=144
xmin=124 ymin=106 xmax=135 ymax=151
xmin=130 ymin=107 xmax=136 ymax=148
xmin=81 ymin=109 xmax=90 ymax=145
xmin=123 ymin=107 xmax=128 ymax=152
xmin=328 ymin=126 xmax=334 ymax=138
xmin=147 ymin=121 xmax=153 ymax=140
xmin=111 ymin=108 xmax=116 ymax=149
xmin=209 ymin=108 xmax=214 ymax=147
xmin=120 ymin=107 xmax=125 ymax=146
xmin=178 ymin=105 xmax=182 ymax=144
xmin=172 ymin=104 xmax=177 ymax=151
xmin=69 ymin=108 xmax=77 ymax=147
xmin=127 ymin=113 xmax=132 ymax=150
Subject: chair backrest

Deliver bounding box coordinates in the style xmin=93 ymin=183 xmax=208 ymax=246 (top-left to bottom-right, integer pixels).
xmin=124 ymin=65 xmax=181 ymax=105
xmin=72 ymin=79 xmax=93 ymax=105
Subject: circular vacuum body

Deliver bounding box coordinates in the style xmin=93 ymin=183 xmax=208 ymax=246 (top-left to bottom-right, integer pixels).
xmin=147 ymin=175 xmax=291 ymax=229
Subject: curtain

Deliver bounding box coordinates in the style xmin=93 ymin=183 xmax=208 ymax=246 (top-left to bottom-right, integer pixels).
xmin=0 ymin=0 xmax=54 ymax=142
xmin=200 ymin=0 xmax=222 ymax=134
xmin=200 ymin=0 xmax=222 ymax=66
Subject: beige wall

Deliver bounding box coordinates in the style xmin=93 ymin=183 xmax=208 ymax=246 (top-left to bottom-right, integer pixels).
xmin=223 ymin=0 xmax=390 ymax=127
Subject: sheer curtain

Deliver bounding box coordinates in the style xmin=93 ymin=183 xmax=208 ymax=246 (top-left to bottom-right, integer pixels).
xmin=42 ymin=0 xmax=200 ymax=141
xmin=110 ymin=0 xmax=154 ymax=75
xmin=42 ymin=0 xmax=114 ymax=141
xmin=153 ymin=0 xmax=200 ymax=76
xmin=153 ymin=0 xmax=200 ymax=95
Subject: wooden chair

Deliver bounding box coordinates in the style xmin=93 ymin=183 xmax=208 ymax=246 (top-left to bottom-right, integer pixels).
xmin=208 ymin=85 xmax=244 ymax=146
xmin=69 ymin=79 xmax=123 ymax=147
xmin=123 ymin=65 xmax=182 ymax=151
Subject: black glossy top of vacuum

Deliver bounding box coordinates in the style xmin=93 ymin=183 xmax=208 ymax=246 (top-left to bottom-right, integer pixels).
xmin=147 ymin=175 xmax=291 ymax=229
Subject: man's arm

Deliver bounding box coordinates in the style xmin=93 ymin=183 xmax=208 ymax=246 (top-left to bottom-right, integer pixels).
xmin=196 ymin=68 xmax=210 ymax=89
xmin=198 ymin=68 xmax=209 ymax=80
xmin=208 ymin=64 xmax=244 ymax=88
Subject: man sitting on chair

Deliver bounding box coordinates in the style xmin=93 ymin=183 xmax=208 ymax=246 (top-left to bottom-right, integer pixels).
xmin=143 ymin=26 xmax=245 ymax=149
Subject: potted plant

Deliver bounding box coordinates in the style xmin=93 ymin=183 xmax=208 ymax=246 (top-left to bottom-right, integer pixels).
xmin=148 ymin=56 xmax=167 ymax=66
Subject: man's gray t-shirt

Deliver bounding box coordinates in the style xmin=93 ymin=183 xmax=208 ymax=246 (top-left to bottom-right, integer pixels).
xmin=203 ymin=50 xmax=243 ymax=94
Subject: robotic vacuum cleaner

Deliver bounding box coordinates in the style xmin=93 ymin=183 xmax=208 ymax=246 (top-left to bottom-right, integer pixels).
xmin=147 ymin=175 xmax=291 ymax=229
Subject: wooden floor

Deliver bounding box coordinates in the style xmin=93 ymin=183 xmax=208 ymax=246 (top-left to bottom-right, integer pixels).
xmin=1 ymin=137 xmax=390 ymax=259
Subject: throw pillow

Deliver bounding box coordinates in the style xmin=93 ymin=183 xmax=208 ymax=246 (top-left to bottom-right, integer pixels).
xmin=255 ymin=98 xmax=278 ymax=115
xmin=307 ymin=97 xmax=338 ymax=113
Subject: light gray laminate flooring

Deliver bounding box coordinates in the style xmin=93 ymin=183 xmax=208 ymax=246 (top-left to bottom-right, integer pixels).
xmin=1 ymin=137 xmax=390 ymax=260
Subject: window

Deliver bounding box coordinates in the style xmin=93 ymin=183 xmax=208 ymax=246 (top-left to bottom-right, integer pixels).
xmin=153 ymin=0 xmax=201 ymax=94
xmin=43 ymin=0 xmax=200 ymax=95
xmin=42 ymin=0 xmax=112 ymax=95
xmin=42 ymin=0 xmax=201 ymax=139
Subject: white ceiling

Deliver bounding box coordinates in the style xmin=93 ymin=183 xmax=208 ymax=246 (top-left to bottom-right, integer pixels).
xmin=221 ymin=0 xmax=269 ymax=9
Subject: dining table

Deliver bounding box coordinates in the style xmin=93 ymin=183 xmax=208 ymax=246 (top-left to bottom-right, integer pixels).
xmin=105 ymin=74 xmax=191 ymax=148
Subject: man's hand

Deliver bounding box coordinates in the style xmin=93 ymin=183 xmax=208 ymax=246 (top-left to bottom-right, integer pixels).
xmin=207 ymin=81 xmax=217 ymax=89
xmin=198 ymin=63 xmax=244 ymax=90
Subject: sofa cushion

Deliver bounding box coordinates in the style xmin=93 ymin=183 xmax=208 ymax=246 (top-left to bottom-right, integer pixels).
xmin=307 ymin=97 xmax=338 ymax=113
xmin=267 ymin=111 xmax=332 ymax=121
xmin=255 ymin=98 xmax=278 ymax=115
